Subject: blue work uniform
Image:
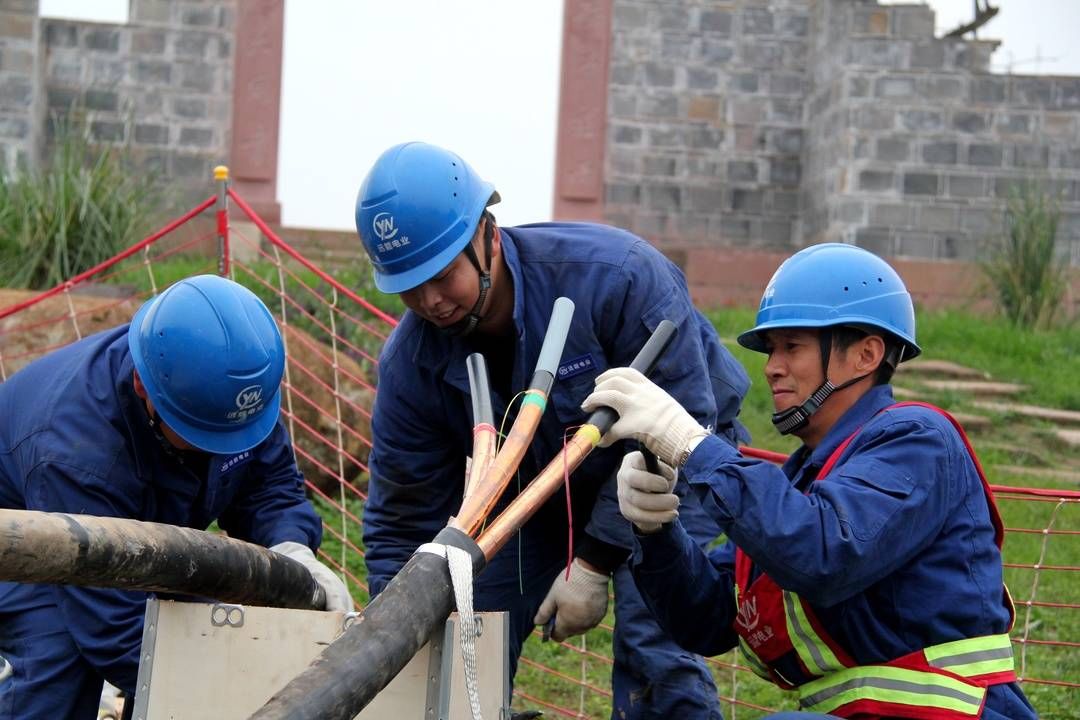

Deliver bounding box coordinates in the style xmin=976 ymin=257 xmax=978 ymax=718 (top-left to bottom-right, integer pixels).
xmin=630 ymin=385 xmax=1036 ymax=719
xmin=364 ymin=222 xmax=750 ymax=719
xmin=0 ymin=326 xmax=322 ymax=720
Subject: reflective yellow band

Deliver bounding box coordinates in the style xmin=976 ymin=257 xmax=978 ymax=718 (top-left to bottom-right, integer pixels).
xmin=924 ymin=634 xmax=1015 ymax=677
xmin=738 ymin=637 xmax=774 ymax=681
xmin=801 ymin=665 xmax=985 ymax=717
xmin=783 ymin=591 xmax=845 ymax=677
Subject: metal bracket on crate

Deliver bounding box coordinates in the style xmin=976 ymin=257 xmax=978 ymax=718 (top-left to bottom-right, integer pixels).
xmin=209 ymin=603 xmax=245 ymax=628
xmin=423 ymin=613 xmax=511 ymax=720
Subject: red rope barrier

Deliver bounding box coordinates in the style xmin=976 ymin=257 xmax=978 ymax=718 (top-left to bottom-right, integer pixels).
xmin=227 ymin=188 xmax=399 ymax=329
xmin=0 ymin=196 xmax=215 ymax=321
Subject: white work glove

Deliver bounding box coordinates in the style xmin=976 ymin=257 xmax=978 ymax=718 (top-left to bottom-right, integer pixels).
xmin=533 ymin=559 xmax=610 ymax=642
xmin=582 ymin=367 xmax=709 ymax=468
xmin=270 ymin=541 xmax=354 ymax=612
xmin=618 ymin=451 xmax=679 ymax=534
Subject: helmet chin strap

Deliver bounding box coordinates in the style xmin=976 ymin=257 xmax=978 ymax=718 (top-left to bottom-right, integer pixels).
xmin=771 ymin=328 xmax=872 ymax=436
xmin=442 ymin=220 xmax=494 ymax=338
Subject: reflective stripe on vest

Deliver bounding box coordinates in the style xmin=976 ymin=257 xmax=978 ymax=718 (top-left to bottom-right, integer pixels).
xmin=783 ymin=589 xmax=846 ymax=677
xmin=738 ymin=636 xmax=776 ymax=682
xmin=800 ymin=663 xmax=987 ymax=717
xmin=925 ymin=633 xmax=1016 ymax=678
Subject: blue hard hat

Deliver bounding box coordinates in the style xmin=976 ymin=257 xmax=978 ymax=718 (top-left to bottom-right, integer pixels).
xmin=355 ymin=142 xmax=500 ymax=293
xmin=737 ymin=243 xmax=921 ymax=361
xmin=128 ymin=275 xmax=285 ymax=454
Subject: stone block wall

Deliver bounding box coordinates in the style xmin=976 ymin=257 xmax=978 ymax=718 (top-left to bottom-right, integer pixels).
xmin=40 ymin=0 xmax=235 ymax=203
xmin=0 ymin=0 xmax=42 ymax=173
xmin=603 ymin=0 xmax=1080 ymax=267
xmin=604 ymin=0 xmax=811 ymax=252
xmin=806 ymin=1 xmax=1080 ymax=263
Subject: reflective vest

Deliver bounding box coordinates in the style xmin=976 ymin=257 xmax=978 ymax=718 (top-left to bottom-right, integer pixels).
xmin=733 ymin=402 xmax=1016 ymax=719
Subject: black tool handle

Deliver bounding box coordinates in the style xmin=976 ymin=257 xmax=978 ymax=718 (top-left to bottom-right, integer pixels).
xmin=585 ymin=320 xmax=678 ymax=435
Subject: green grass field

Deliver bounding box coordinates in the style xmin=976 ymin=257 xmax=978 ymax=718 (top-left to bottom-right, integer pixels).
xmin=315 ymin=306 xmax=1079 ymax=718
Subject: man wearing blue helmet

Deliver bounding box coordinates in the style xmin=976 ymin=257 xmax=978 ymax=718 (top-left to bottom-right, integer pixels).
xmin=356 ymin=141 xmax=751 ymax=719
xmin=0 ymin=275 xmax=352 ymax=720
xmin=583 ymin=244 xmax=1035 ymax=720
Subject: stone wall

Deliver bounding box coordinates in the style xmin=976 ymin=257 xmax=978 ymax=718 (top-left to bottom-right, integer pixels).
xmin=806 ymin=1 xmax=1080 ymax=263
xmin=605 ymin=0 xmax=811 ymax=252
xmin=40 ymin=0 xmax=235 ymax=204
xmin=0 ymin=1 xmax=42 ymax=173
xmin=0 ymin=0 xmax=234 ymax=205
xmin=602 ymin=0 xmax=1080 ymax=267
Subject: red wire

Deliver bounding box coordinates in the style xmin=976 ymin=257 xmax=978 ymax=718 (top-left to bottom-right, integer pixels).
xmin=561 ymin=426 xmax=587 ymax=580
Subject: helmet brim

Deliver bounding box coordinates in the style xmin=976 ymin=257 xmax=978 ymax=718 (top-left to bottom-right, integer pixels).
xmin=159 ymin=386 xmax=282 ymax=455
xmin=372 ymin=228 xmax=474 ymax=294
xmin=737 ymin=317 xmax=922 ymax=361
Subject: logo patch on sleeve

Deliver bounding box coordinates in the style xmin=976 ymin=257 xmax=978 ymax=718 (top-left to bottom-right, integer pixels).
xmin=556 ymin=353 xmax=596 ymax=380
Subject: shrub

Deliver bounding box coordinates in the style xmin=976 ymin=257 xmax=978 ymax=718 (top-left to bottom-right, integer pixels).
xmin=981 ymin=182 xmax=1068 ymax=329
xmin=0 ymin=113 xmax=160 ymax=289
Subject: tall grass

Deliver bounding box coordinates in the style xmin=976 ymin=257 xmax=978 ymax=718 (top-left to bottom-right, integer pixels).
xmin=0 ymin=114 xmax=159 ymax=289
xmin=982 ymin=182 xmax=1069 ymax=329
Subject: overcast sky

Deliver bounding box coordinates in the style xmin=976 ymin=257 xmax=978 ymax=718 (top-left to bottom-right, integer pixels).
xmin=39 ymin=1 xmax=1080 ymax=231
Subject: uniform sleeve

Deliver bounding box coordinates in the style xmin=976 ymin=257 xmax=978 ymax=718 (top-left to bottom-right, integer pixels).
xmin=363 ymin=363 xmax=464 ymax=597
xmin=23 ymin=461 xmax=146 ymax=694
xmin=217 ymin=421 xmax=323 ymax=549
xmin=683 ymin=416 xmax=957 ymax=607
xmin=585 ymin=242 xmax=750 ymax=550
xmin=629 ymin=522 xmax=739 ymax=656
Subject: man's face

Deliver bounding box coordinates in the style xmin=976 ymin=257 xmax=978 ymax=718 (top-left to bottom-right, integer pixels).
xmin=399 ymin=229 xmax=486 ymax=328
xmin=762 ymin=328 xmax=825 ymax=415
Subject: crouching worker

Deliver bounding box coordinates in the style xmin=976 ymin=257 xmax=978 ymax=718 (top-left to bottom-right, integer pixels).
xmin=583 ymin=244 xmax=1035 ymax=720
xmin=0 ymin=275 xmax=352 ymax=720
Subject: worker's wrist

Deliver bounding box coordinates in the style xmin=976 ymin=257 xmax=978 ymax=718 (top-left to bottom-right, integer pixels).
xmin=676 ymin=431 xmax=709 ymax=467
xmin=575 ymin=534 xmax=628 ymax=574
xmin=575 ymin=557 xmax=604 ymax=574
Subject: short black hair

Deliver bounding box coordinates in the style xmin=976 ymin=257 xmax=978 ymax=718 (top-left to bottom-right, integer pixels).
xmin=831 ymin=326 xmax=897 ymax=385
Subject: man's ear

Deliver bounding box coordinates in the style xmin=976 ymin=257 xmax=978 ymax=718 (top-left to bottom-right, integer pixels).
xmin=132 ymin=370 xmax=147 ymax=400
xmin=487 ymin=217 xmax=502 ymax=260
xmin=856 ymin=335 xmax=886 ymax=375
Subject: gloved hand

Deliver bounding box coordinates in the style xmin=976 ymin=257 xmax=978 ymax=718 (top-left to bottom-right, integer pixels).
xmin=533 ymin=559 xmax=610 ymax=642
xmin=582 ymin=367 xmax=709 ymax=467
xmin=270 ymin=541 xmax=354 ymax=612
xmin=618 ymin=451 xmax=679 ymax=533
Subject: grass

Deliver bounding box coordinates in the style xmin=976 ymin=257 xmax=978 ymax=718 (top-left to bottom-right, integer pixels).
xmin=916 ymin=309 xmax=1080 ymax=412
xmin=0 ymin=113 xmax=160 ymax=289
xmin=307 ymin=305 xmax=1079 ymax=719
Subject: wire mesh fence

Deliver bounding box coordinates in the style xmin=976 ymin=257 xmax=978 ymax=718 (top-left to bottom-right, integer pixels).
xmin=1 ymin=175 xmax=1076 ymax=718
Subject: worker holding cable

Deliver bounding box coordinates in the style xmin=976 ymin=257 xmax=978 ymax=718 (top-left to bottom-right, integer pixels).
xmin=0 ymin=275 xmax=352 ymax=720
xmin=355 ymin=141 xmax=751 ymax=719
xmin=583 ymin=243 xmax=1036 ymax=720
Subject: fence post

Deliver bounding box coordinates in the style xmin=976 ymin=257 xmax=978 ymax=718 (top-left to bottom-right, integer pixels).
xmin=215 ymin=165 xmax=231 ymax=277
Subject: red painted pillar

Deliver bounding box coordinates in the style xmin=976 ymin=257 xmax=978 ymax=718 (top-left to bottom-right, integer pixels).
xmin=552 ymin=0 xmax=613 ymax=222
xmin=230 ymin=0 xmax=283 ymax=223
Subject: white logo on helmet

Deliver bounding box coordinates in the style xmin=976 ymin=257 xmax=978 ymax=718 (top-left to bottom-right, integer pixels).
xmin=236 ymin=385 xmax=264 ymax=411
xmin=371 ymin=212 xmax=412 ymax=255
xmin=373 ymin=212 xmax=398 ymax=241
